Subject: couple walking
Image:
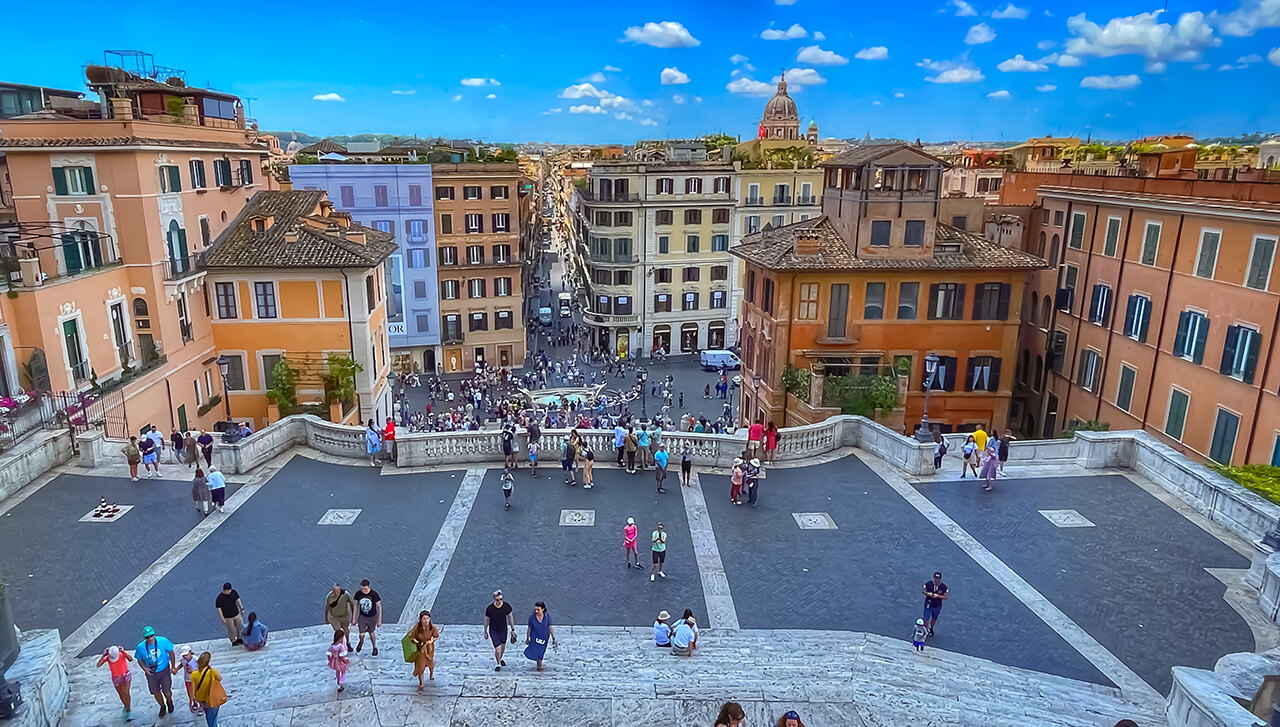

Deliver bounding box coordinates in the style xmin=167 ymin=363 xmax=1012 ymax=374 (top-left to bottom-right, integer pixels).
xmin=483 ymin=590 xmax=559 ymax=672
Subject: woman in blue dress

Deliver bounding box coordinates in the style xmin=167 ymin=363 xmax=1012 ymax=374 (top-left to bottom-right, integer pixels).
xmin=365 ymin=420 xmax=381 ymax=467
xmin=240 ymin=612 xmax=269 ymax=651
xmin=523 ymin=601 xmax=558 ymax=671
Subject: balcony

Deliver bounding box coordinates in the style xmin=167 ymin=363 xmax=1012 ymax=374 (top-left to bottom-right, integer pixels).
xmin=583 ymin=310 xmax=639 ymax=327
xmin=581 ymin=191 xmax=640 ymax=202
xmin=773 ymin=195 xmax=792 ymax=205
xmin=70 ymin=358 xmax=91 ymax=384
xmin=798 ymin=195 xmax=817 ymax=205
xmin=164 ymin=253 xmax=205 ymax=281
xmin=744 ymin=197 xmax=764 ymax=206
xmin=588 ymin=253 xmax=639 ymax=266
xmin=442 ymin=331 xmax=465 ymax=345
xmin=1 ymin=223 xmax=121 ymax=289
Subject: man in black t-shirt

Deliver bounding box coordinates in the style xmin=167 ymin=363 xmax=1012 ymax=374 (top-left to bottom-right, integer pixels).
xmin=354 ymin=578 xmax=382 ymax=655
xmin=501 ymin=421 xmax=517 ymax=469
xmin=215 ymin=582 xmax=244 ymax=646
xmin=922 ymin=571 xmax=949 ymax=637
xmin=481 ymin=589 xmax=516 ymax=671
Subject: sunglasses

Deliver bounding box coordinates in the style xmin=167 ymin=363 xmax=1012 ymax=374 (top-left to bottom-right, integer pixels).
xmin=784 ymin=711 xmax=800 ymax=720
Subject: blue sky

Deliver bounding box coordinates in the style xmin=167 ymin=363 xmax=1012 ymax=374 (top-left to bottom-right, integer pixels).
xmin=2 ymin=0 xmax=1278 ymax=144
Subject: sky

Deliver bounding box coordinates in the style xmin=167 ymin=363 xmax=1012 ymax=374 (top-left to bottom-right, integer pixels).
xmin=2 ymin=0 xmax=1278 ymax=144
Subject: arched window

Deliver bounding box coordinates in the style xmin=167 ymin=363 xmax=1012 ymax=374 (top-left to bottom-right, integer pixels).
xmin=1041 ymin=296 xmax=1051 ymax=329
xmin=132 ymin=297 xmax=149 ymax=317
xmin=1038 ymin=231 xmax=1047 ymax=258
xmin=1050 ymin=234 xmax=1060 ymax=265
xmin=1033 ymin=356 xmax=1044 ymax=392
xmin=1019 ymin=349 xmax=1031 ymax=387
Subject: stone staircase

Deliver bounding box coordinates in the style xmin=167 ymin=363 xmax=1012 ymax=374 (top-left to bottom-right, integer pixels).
xmin=62 ymin=624 xmax=1164 ymax=726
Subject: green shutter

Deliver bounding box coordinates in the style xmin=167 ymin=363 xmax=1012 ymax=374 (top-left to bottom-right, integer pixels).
xmin=1173 ymin=312 xmax=1189 ymax=357
xmin=1139 ymin=300 xmax=1151 ymax=343
xmin=1243 ymin=330 xmax=1261 ymax=384
xmin=1193 ymin=317 xmax=1209 ymax=365
xmin=1220 ymin=326 xmax=1240 ymax=376
xmin=169 ymin=166 xmax=181 ymax=192
xmin=52 ymin=167 xmax=68 ymax=196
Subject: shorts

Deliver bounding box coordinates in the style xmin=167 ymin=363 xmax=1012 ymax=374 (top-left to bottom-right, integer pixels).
xmin=145 ymin=667 xmax=172 ymax=695
xmin=652 ymin=550 xmax=666 ymax=564
xmin=357 ymin=615 xmax=378 ymax=634
xmin=923 ymin=605 xmax=942 ymax=622
xmin=143 ymin=452 xmax=158 ymax=465
xmin=998 ymin=451 xmax=1009 ymax=463
xmin=111 ymin=672 xmax=132 ymax=688
xmin=502 ymin=443 xmax=513 ymax=456
xmin=489 ymin=629 xmax=508 ymax=647
xmin=681 ymin=461 xmax=692 ymax=473
xmin=561 ymin=459 xmax=573 ymax=471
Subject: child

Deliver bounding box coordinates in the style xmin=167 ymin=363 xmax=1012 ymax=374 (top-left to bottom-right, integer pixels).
xmin=501 ymin=468 xmax=515 ymax=509
xmin=327 ymin=630 xmax=350 ymax=692
xmin=96 ymin=645 xmax=134 ymax=722
xmin=912 ymin=618 xmax=928 ymax=651
xmin=174 ymin=644 xmax=201 ymax=713
xmin=528 ymin=440 xmax=539 ymax=478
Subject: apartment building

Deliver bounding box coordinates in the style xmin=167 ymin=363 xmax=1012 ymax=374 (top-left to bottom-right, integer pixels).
xmin=289 ymin=164 xmax=442 ymax=374
xmin=204 ymin=190 xmax=394 ymax=426
xmin=0 ymin=65 xmax=270 ymax=434
xmin=432 ymin=163 xmax=527 ymax=372
xmin=732 ymin=143 xmax=1047 ymax=430
xmin=1002 ymin=172 xmax=1280 ymax=466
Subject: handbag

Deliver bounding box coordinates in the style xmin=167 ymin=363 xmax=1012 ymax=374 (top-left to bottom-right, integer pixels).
xmin=195 ymin=669 xmax=228 ymax=708
xmin=401 ymin=632 xmax=418 ymax=663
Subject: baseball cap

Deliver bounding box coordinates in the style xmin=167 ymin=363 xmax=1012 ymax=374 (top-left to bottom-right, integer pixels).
xmin=916 ymin=618 xmax=925 ymax=626
xmin=142 ymin=626 xmax=155 ymax=638
xmin=180 ymin=645 xmax=193 ymax=655
xmin=934 ymin=571 xmax=943 ymax=578
xmin=627 ymin=517 xmax=634 ymax=525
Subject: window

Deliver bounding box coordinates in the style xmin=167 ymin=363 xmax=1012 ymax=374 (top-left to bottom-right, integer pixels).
xmin=685 ymin=177 xmax=703 ymax=194
xmin=408 ymin=249 xmax=426 ymax=269
xmin=215 ymin=282 xmax=237 ymax=319
xmin=374 ymin=220 xmax=392 ymax=234
xmin=1103 ymin=217 xmax=1121 ymax=257
xmin=444 ymin=314 xmax=462 ymax=341
xmin=682 ymin=266 xmax=701 ymax=282
xmin=496 ymin=310 xmax=514 ymax=329
xmin=904 ymin=220 xmax=925 ymax=246
xmin=926 ymin=355 xmax=958 ymax=392
xmin=713 ymin=208 xmax=730 ymax=224
xmin=594 ymin=211 xmax=612 ymax=227
xmin=1140 ymin=222 xmax=1161 ymax=266
xmin=254 ymin=282 xmax=277 ymax=319
xmin=437 ymin=213 xmax=452 ymax=235
xmin=212 ymin=159 xmax=232 ymax=187
xmin=465 ymin=214 xmax=483 ymax=233
xmin=615 ymin=270 xmax=632 ymax=285
xmin=222 ymin=354 xmax=245 ymax=390
xmin=1195 ymin=229 xmax=1221 ymax=279
xmin=1165 ymin=388 xmax=1190 ymax=440
xmin=762 ymin=278 xmax=775 ymax=314
xmin=798 ymin=283 xmax=819 ymax=319
xmin=966 ymin=355 xmax=1001 ymax=392
xmin=864 ymin=282 xmax=885 ymax=319
xmin=772 ymin=214 xmax=786 ymax=229
xmin=1247 ymin=235 xmax=1277 ymax=290
xmin=1068 ymin=211 xmax=1087 ymax=249
xmin=1173 ymin=310 xmax=1210 ymax=364
xmin=436 ymin=186 xmax=454 ymax=200
xmin=466 ymin=245 xmax=484 ymax=265
xmin=1088 ymin=283 xmax=1112 ymax=326
xmin=711 ymin=290 xmax=727 ymax=309
xmin=441 ymin=279 xmax=460 ymax=299
xmin=745 ymin=270 xmax=756 ymax=303
xmin=439 ymin=246 xmax=458 ymax=266
xmin=686 ymin=235 xmax=700 ymax=253
xmin=897 ymin=282 xmax=919 ymax=320
xmin=1221 ymin=325 xmax=1262 ymax=383
xmin=463 ymin=185 xmax=481 ymax=200
xmin=710 ymin=265 xmax=728 ymax=281
xmin=238 ymin=159 xmax=254 ymax=186
xmin=615 ymin=237 xmax=633 ymax=260
xmin=1209 ymin=409 xmax=1240 ymax=464
xmin=1123 ymin=294 xmax=1152 ymax=342
xmin=870 ymin=220 xmax=891 ymax=247
xmin=365 ymin=273 xmax=377 ymax=313
xmin=190 ymin=160 xmax=207 ymax=189
xmin=200 ymin=217 xmax=211 ymax=247
xmin=654 ymin=294 xmax=672 ymax=312
xmin=658 ymin=236 xmax=670 ymax=254
xmin=407 ymin=219 xmax=426 ymax=240
xmin=1076 ymin=349 xmax=1102 ymax=391
xmin=53 ymin=165 xmax=94 ymax=196
xmin=682 ymin=292 xmax=699 ymax=311
xmin=493 ymin=244 xmax=511 ymax=263
xmin=409 ymin=185 xmax=423 ymax=207
xmin=1049 ymin=330 xmax=1069 ymax=373
xmin=656 ymin=177 xmax=673 ymax=194
xmin=468 ymin=278 xmax=487 ymax=298
xmin=1057 ymin=265 xmax=1078 ymax=312
xmin=951 ymin=215 xmax=967 ymax=231
xmin=490 ymin=185 xmax=509 ymax=199
xmin=973 ymin=283 xmax=1010 ymax=321
xmin=928 ymin=283 xmax=964 ymax=320
xmin=469 ymin=311 xmax=488 ymax=331
xmin=1116 ymin=365 xmax=1137 ymax=412
xmin=415 ymin=313 xmax=432 ymax=333
xmin=773 ymin=183 xmax=790 ymax=204
xmin=746 ymin=215 xmax=760 ymax=234
xmin=1054 ymin=210 xmax=1065 ymax=226
xmin=655 ymin=268 xmax=672 ymax=283
xmin=684 ymin=209 xmax=702 ymax=225
xmin=714 ymin=176 xmax=729 ymax=193
xmin=656 ymin=210 xmax=673 ymax=226
xmin=827 ymin=283 xmax=849 ymax=338
xmin=492 ymin=213 xmax=511 ymax=232
xmin=413 ymin=280 xmax=427 ymax=299
xmin=712 ymin=234 xmax=729 ymax=252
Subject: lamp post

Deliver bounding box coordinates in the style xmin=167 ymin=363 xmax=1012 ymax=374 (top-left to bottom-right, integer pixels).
xmin=751 ymin=372 xmax=763 ymax=426
xmin=216 ymin=354 xmax=239 ymax=444
xmin=637 ymin=368 xmax=648 ymax=419
xmin=913 ymin=352 xmax=940 ymax=442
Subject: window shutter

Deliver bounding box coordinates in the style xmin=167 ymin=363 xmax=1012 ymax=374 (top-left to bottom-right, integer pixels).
xmin=987 ymin=358 xmax=1002 ymax=392
xmin=997 ymin=284 xmax=1011 ymax=320
xmin=1138 ymin=301 xmax=1151 ymax=342
xmin=952 ymin=285 xmax=965 ymax=320
xmin=84 ymin=167 xmax=95 ymax=193
xmin=964 ymin=357 xmax=976 ymax=391
xmin=1089 ymin=286 xmax=1102 ymax=321
xmin=52 ymin=167 xmax=68 ymax=196
xmin=1243 ymin=331 xmax=1261 ymax=384
xmin=1173 ymin=312 xmax=1189 ymax=356
xmin=1193 ymin=318 xmax=1209 ymax=365
xmin=1220 ymin=326 xmax=1239 ymax=375
xmin=971 ymin=288 xmax=982 ymax=320
xmin=927 ymin=285 xmax=940 ymax=320
xmin=1123 ymin=296 xmax=1137 ymax=336
xmin=1101 ymin=291 xmax=1111 ymax=326
xmin=944 ymin=357 xmax=957 ymax=391
xmin=170 ymin=166 xmax=181 ymax=192
xmin=1077 ymin=355 xmax=1089 ymax=386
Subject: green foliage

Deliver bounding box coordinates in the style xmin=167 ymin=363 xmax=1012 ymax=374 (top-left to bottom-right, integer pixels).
xmin=165 ymin=96 xmax=186 ymax=119
xmin=293 ymin=153 xmax=319 ymax=165
xmin=264 ymin=357 xmax=300 ymax=412
xmin=780 ymin=365 xmax=811 ymax=403
xmin=1212 ymin=464 xmax=1280 ymax=505
xmin=197 ymin=394 xmax=222 ymax=417
xmin=322 ymin=354 xmax=363 ymax=406
xmin=702 ymin=133 xmax=737 ymax=150
xmin=823 ymin=372 xmax=900 ymax=416
xmin=1057 ymin=419 xmax=1110 ymax=438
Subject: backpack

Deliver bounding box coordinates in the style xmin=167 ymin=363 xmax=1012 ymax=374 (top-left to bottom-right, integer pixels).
xmin=938 ymin=440 xmax=949 ymax=455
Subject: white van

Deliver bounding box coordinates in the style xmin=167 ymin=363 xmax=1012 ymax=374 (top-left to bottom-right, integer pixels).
xmin=538 ymin=307 xmax=553 ymax=326
xmin=699 ymin=350 xmax=741 ymax=371
xmin=557 ymin=292 xmax=573 ymax=318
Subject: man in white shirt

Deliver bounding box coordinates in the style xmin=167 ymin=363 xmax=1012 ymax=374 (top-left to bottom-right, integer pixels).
xmin=671 ymin=617 xmax=696 ymax=656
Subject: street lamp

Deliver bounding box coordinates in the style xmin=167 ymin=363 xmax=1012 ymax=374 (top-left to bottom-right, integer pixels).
xmin=914 ymin=352 xmax=940 ymax=442
xmin=751 ymin=373 xmax=763 ymax=425
xmin=216 ymin=354 xmax=239 ymax=444
xmin=637 ymin=368 xmax=648 ymax=419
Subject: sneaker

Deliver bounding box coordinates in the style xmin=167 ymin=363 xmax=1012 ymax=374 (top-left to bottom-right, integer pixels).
xmin=657 ymin=488 xmax=666 ymax=493
xmin=505 ymin=502 xmax=510 ymax=509
xmin=356 ymin=642 xmax=362 ymax=653
xmin=165 ymin=698 xmax=174 ymax=714
xmin=131 ymin=477 xmax=138 ymax=482
xmin=650 ymin=574 xmax=655 ymax=582
xmin=583 ymin=484 xmax=592 ymax=489
xmin=659 ymin=572 xmax=666 ymax=578
xmin=124 ymin=709 xmax=132 ymax=722
xmin=495 ymin=665 xmax=501 ymax=672
xmin=500 ymin=659 xmax=506 ymax=666
xmin=233 ymin=638 xmax=243 ymax=646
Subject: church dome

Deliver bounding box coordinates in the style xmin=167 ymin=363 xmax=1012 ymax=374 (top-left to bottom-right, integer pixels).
xmin=763 ymin=79 xmax=798 ymax=120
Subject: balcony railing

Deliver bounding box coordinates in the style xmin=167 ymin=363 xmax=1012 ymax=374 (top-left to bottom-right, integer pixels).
xmin=2 ymin=230 xmax=122 ymax=289
xmin=588 ymin=253 xmax=639 ymax=265
xmin=744 ymin=197 xmax=764 ymax=206
xmin=165 ymin=253 xmax=205 ymax=280
xmin=442 ymin=331 xmax=465 ymax=345
xmin=580 ymin=191 xmax=640 ymax=202
xmin=773 ymin=195 xmax=792 ymax=205
xmin=798 ymin=195 xmax=817 ymax=205
xmin=70 ymin=358 xmax=91 ymax=384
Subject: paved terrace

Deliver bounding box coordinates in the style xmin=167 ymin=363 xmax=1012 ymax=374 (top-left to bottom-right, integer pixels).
xmin=2 ymin=415 xmax=1277 ymax=726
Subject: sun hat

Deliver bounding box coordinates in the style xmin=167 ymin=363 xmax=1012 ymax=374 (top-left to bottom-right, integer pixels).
xmin=657 ymin=610 xmax=670 ymax=621
xmin=916 ymin=618 xmax=925 ymax=626
xmin=733 ymin=457 xmax=743 ymax=465
xmin=750 ymin=458 xmax=760 ymax=467
xmin=180 ymin=644 xmax=193 ymax=656
xmin=142 ymin=626 xmax=155 ymax=638
xmin=107 ymin=646 xmax=121 ymax=660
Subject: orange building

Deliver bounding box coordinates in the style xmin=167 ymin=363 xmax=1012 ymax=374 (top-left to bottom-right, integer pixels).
xmin=0 ymin=66 xmax=271 ymax=435
xmin=1002 ymin=172 xmax=1280 ymax=466
xmin=203 ymin=190 xmax=394 ymax=427
xmin=732 ymin=143 xmax=1047 ymax=432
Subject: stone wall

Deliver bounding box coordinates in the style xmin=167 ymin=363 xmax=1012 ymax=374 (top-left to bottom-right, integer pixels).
xmin=4 ymin=629 xmax=68 ymax=727
xmin=0 ymin=431 xmax=73 ymax=505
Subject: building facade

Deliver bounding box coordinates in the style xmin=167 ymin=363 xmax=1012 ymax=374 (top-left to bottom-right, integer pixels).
xmin=289 ymin=164 xmax=442 ymax=374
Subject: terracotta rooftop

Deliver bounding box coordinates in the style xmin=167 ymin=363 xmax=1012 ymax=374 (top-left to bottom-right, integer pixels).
xmin=821 ymin=143 xmax=944 ymax=168
xmin=203 ymin=190 xmax=395 ymax=269
xmin=0 ymin=135 xmax=267 ymax=151
xmin=730 ymin=215 xmax=1050 ymax=272
xmin=297 ymin=139 xmax=347 ymax=155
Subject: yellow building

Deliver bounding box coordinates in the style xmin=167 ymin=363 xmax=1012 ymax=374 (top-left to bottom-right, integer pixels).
xmin=203 ymin=190 xmax=394 ymax=427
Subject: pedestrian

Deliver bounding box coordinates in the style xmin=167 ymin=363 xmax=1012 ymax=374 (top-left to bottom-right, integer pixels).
xmin=174 ymin=644 xmax=200 ymax=714
xmin=192 ymin=467 xmax=211 ymax=516
xmin=980 ymin=438 xmax=999 ymax=491
xmin=365 ymin=419 xmax=382 ymax=466
xmin=326 ymin=631 xmax=350 ymax=692
xmin=238 ymin=421 xmax=253 ymax=438
xmin=561 ymin=433 xmax=578 ymax=486
xmin=96 ymin=645 xmax=134 ymax=722
xmin=932 ymin=431 xmax=947 ymax=471
xmin=922 ymin=571 xmax=948 ymax=636
xmin=182 ymin=432 xmax=199 ymax=468
xmin=746 ymin=458 xmax=762 ymax=507
xmin=323 ymin=584 xmax=356 ymax=650
xmin=581 ymin=446 xmax=594 ymax=489
xmin=407 ymin=610 xmax=439 ymax=690
xmin=501 ymin=420 xmax=517 ymax=469
xmin=654 ymin=443 xmax=669 ymax=493
xmin=624 ymin=517 xmax=640 ymax=569
xmin=715 ymin=702 xmax=746 ymax=727
xmin=482 ymin=590 xmax=516 ymax=671
xmin=998 ymin=428 xmax=1015 ymax=476
xmin=746 ymin=419 xmax=764 ymax=459
xmin=139 ymin=433 xmax=160 ymax=478
xmin=730 ymin=458 xmax=744 ymax=505
xmin=191 ymin=652 xmax=226 ymax=727
xmin=960 ymin=435 xmax=978 ymax=478
xmin=523 ymin=601 xmax=557 ymax=671
xmin=501 ymin=468 xmax=515 ymax=508
xmin=649 ymin=522 xmax=667 ymax=582
xmin=679 ymin=443 xmax=693 ymax=486
xmin=764 ymin=421 xmax=779 ymax=463
xmin=197 ymin=429 xmax=214 ymax=467
xmin=133 ymin=626 xmax=176 ymax=718
xmin=652 ymin=610 xmax=673 ymax=647
xmin=383 ymin=417 xmax=397 ymax=466
xmin=207 ymin=466 xmax=227 ymax=513
xmin=704 ymin=384 xmax=711 ymax=399
xmin=215 ymin=582 xmax=244 ymax=646
xmin=680 ymin=608 xmax=699 ymax=652
xmin=636 ymin=425 xmax=651 ymax=470
xmin=776 ymin=709 xmax=806 ymax=727
xmin=911 ymin=618 xmax=929 ymax=651
xmin=170 ymin=428 xmax=184 ymax=465
xmin=241 ymin=612 xmax=268 ymax=651
xmin=121 ymin=436 xmax=142 ymax=481
xmin=528 ymin=439 xmax=539 ymax=477
xmin=613 ymin=421 xmax=626 ymax=466
xmin=973 ymin=424 xmax=989 ymax=459
xmin=354 ymin=579 xmax=382 ymax=655
xmin=671 ymin=616 xmax=696 ymax=656
xmin=624 ymin=426 xmax=638 ymax=474
xmin=679 ymin=392 xmax=684 ymax=408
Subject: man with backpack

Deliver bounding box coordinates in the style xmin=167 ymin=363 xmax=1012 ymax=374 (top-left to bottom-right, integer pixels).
xmin=932 ymin=431 xmax=947 ymax=471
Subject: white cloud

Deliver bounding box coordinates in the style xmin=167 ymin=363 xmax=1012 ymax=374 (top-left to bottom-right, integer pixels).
xmin=1079 ymin=73 xmax=1142 ymax=89
xmin=312 ymin=92 xmax=345 ymax=102
xmin=622 ymin=21 xmax=700 ymax=47
xmin=872 ymin=100 xmax=882 ymax=105
xmin=604 ymin=65 xmax=622 ymax=72
xmin=391 ymin=89 xmax=416 ymax=95
xmin=726 ymin=77 xmax=775 ymax=96
xmin=730 ymin=53 xmax=750 ymax=64
xmin=948 ymin=0 xmax=978 ymax=16
xmin=919 ymin=57 xmax=986 ymax=83
xmin=761 ymin=23 xmax=807 ymax=40
xmin=997 ymin=54 xmax=1048 ymax=71
xmin=1240 ymin=53 xmax=1264 ymax=63
xmin=893 ymin=91 xmax=906 ymax=98
xmin=660 ymin=67 xmax=691 ymax=84
xmin=814 ymin=31 xmax=826 ymax=40
xmin=987 ymin=89 xmax=1012 ymax=98
xmin=1037 ymin=39 xmax=1056 ymax=50
xmin=542 ymin=108 xmax=563 ymax=115
xmin=451 ymin=94 xmax=462 ymax=102
xmin=854 ymin=46 xmax=890 ymax=60
xmin=965 ymin=23 xmax=997 ymax=44
xmin=460 ymin=77 xmax=500 ymax=87
xmin=1063 ymin=10 xmax=1220 ymax=69
xmin=672 ymin=94 xmax=687 ymax=104
xmin=615 ymin=112 xmax=633 ymax=120
xmin=569 ymin=104 xmax=607 ymax=114
xmin=1040 ymin=52 xmax=1084 ymax=66
xmin=640 ymin=118 xmax=658 ymax=127
xmin=991 ymin=2 xmax=1028 ymax=19
xmin=1149 ymin=61 xmax=1168 ymax=72
xmin=486 ymin=93 xmax=496 ymax=99
xmin=1036 ymin=83 xmax=1058 ymax=91
xmin=584 ymin=71 xmax=607 ymax=83
xmin=560 ymin=83 xmax=608 ymax=99
xmin=776 ymin=0 xmax=797 ymax=4
xmin=694 ymin=96 xmax=703 ymax=103
xmin=798 ymin=45 xmax=850 ymax=65
xmin=642 ymin=99 xmax=655 ymax=107
xmin=773 ymin=68 xmax=826 ymax=85
xmin=1271 ymin=47 xmax=1280 ymax=65
xmin=1211 ymin=1 xmax=1280 ymax=37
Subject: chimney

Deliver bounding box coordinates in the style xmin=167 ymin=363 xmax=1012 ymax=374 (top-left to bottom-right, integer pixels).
xmin=283 ymin=229 xmax=298 ymax=243
xmin=795 ymin=230 xmax=821 ymax=257
xmin=110 ymin=97 xmax=133 ymax=120
xmin=345 ymin=230 xmax=367 ymax=245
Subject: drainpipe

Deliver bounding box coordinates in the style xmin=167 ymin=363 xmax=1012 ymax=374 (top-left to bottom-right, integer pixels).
xmin=1243 ymin=287 xmax=1280 ymax=463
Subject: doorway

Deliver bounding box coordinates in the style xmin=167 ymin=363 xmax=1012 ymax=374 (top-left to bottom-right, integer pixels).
xmin=680 ymin=323 xmax=699 ymax=353
xmin=1043 ymin=392 xmax=1059 ymax=439
xmin=445 ymin=348 xmax=462 ymax=373
xmin=708 ymin=321 xmax=726 ymax=350
xmin=423 ymin=349 xmax=437 ymax=374
xmin=62 ymin=318 xmax=86 ymax=382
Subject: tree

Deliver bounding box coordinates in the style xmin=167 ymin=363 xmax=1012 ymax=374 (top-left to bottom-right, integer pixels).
xmin=264 ymin=357 xmax=300 ymax=413
xmin=780 ymin=365 xmax=811 ymax=403
xmin=322 ymin=354 xmax=363 ymax=408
